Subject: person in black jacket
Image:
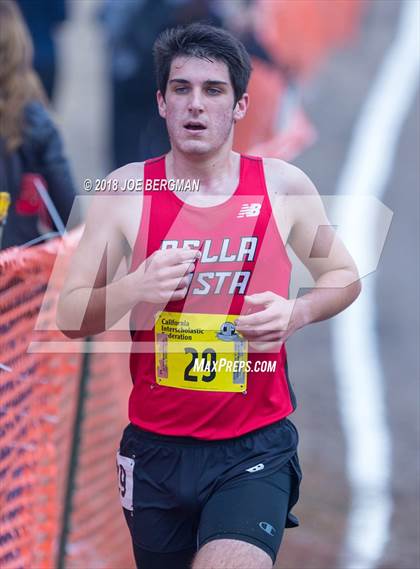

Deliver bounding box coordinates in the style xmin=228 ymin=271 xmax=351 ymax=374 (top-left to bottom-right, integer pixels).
xmin=0 ymin=0 xmax=77 ymax=249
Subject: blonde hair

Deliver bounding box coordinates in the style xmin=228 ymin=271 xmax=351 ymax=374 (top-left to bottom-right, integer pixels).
xmin=0 ymin=0 xmax=47 ymax=152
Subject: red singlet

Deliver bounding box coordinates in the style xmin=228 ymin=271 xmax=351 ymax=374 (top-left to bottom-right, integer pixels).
xmin=129 ymin=154 xmax=296 ymax=439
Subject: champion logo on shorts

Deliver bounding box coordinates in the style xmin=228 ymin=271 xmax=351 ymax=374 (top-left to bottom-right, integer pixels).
xmin=259 ymin=521 xmax=276 ymax=536
xmin=245 ymin=462 xmax=265 ymax=473
xmin=237 ymin=203 xmax=261 ymax=218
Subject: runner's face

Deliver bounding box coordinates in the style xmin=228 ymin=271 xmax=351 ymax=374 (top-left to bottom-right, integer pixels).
xmin=157 ymin=56 xmax=247 ymax=155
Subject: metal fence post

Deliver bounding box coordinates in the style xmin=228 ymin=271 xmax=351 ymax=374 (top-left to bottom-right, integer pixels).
xmin=57 ymin=338 xmax=91 ymax=569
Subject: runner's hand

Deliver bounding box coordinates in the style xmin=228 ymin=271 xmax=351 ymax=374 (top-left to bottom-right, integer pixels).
xmin=235 ymin=291 xmax=303 ymax=352
xmin=135 ymin=248 xmax=200 ymax=303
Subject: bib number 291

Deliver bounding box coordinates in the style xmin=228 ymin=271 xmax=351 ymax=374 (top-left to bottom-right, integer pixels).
xmin=184 ymin=347 xmax=216 ymax=383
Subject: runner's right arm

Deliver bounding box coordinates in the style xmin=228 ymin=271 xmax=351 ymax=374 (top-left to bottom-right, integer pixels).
xmin=56 ymin=165 xmax=199 ymax=339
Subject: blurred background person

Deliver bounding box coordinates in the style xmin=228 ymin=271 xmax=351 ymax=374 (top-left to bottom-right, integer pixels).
xmin=0 ymin=0 xmax=77 ymax=249
xmin=213 ymin=0 xmax=316 ymax=160
xmin=212 ymin=0 xmax=363 ymax=160
xmin=16 ymin=0 xmax=67 ymax=102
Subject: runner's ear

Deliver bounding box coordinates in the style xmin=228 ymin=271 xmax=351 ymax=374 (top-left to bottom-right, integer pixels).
xmin=233 ymin=93 xmax=249 ymax=122
xmin=156 ymin=90 xmax=167 ymax=119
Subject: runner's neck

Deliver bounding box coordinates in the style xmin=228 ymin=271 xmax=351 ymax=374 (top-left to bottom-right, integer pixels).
xmin=165 ymin=150 xmax=241 ymax=203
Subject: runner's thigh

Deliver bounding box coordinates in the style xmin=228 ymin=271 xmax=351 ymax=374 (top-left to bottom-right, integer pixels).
xmin=117 ymin=424 xmax=199 ymax=569
xmin=197 ymin=463 xmax=294 ymax=566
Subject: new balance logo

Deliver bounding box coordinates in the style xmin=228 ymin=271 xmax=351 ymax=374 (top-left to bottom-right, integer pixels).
xmin=245 ymin=463 xmax=265 ymax=473
xmin=237 ymin=203 xmax=261 ymax=218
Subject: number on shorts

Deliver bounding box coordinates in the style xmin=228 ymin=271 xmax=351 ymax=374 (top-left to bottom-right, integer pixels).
xmin=116 ymin=452 xmax=134 ymax=511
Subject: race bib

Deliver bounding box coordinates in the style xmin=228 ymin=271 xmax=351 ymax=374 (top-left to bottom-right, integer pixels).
xmin=155 ymin=311 xmax=248 ymax=392
xmin=116 ymin=452 xmax=134 ymax=511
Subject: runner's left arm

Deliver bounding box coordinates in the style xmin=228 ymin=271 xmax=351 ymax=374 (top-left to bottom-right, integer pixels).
xmin=281 ymin=164 xmax=361 ymax=327
xmin=236 ymin=161 xmax=361 ymax=351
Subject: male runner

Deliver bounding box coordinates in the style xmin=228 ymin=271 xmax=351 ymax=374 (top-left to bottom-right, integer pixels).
xmin=57 ymin=23 xmax=361 ymax=569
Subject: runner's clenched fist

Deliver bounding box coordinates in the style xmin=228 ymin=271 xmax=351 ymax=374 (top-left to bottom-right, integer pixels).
xmin=135 ymin=247 xmax=201 ymax=303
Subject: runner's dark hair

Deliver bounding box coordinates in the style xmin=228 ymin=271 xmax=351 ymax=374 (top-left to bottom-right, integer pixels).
xmin=153 ymin=23 xmax=252 ymax=104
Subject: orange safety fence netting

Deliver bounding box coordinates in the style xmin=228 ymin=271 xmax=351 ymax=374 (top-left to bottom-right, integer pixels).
xmin=0 ymin=231 xmax=134 ymax=569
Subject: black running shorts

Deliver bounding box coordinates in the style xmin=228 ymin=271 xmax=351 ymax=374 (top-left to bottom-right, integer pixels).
xmin=117 ymin=418 xmax=302 ymax=569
